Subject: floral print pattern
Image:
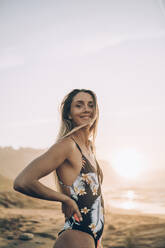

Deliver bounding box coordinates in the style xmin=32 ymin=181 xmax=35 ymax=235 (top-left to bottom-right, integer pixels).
xmin=92 ymin=186 xmax=98 ymax=195
xmin=82 ymin=173 xmax=92 ymax=184
xmin=78 ymin=188 xmax=87 ymax=196
xmin=81 ymin=207 xmax=90 ymax=214
xmin=58 ymin=140 xmax=104 ymax=248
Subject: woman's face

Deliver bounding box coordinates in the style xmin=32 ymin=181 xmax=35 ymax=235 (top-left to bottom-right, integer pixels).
xmin=69 ymin=92 xmax=95 ymax=127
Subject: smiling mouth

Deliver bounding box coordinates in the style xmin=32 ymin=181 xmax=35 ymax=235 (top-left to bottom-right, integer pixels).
xmin=80 ymin=116 xmax=91 ymax=119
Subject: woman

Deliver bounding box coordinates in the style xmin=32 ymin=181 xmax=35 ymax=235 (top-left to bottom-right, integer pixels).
xmin=14 ymin=89 xmax=104 ymax=248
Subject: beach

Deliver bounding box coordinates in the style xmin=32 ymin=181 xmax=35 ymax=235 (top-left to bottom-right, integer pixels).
xmin=1 ymin=191 xmax=165 ymax=248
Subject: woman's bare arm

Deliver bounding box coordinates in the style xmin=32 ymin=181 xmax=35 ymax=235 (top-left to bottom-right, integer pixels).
xmin=13 ymin=138 xmax=73 ymax=203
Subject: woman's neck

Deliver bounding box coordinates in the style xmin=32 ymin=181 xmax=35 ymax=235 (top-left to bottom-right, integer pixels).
xmin=72 ymin=129 xmax=90 ymax=148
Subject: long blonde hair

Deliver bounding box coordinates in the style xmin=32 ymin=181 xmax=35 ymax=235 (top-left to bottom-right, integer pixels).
xmin=54 ymin=89 xmax=101 ymax=191
xmin=56 ymin=89 xmax=99 ymax=146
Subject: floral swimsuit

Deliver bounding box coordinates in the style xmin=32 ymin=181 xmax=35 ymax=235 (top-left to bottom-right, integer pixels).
xmin=58 ymin=138 xmax=104 ymax=248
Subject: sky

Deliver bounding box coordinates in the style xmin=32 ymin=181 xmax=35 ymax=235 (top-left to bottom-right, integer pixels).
xmin=0 ymin=0 xmax=165 ymax=175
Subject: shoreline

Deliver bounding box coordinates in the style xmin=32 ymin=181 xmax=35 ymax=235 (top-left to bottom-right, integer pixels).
xmin=109 ymin=206 xmax=165 ymax=219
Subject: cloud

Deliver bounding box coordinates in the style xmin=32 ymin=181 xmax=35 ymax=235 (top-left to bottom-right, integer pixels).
xmin=88 ymin=29 xmax=165 ymax=52
xmin=53 ymin=29 xmax=165 ymax=58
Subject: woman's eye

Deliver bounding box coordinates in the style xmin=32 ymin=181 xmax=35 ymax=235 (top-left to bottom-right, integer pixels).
xmin=75 ymin=104 xmax=94 ymax=108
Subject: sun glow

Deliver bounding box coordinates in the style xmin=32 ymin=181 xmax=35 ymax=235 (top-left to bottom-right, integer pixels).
xmin=112 ymin=148 xmax=146 ymax=180
xmin=120 ymin=190 xmax=136 ymax=209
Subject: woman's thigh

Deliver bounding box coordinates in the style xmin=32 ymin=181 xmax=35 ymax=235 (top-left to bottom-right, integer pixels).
xmin=53 ymin=229 xmax=95 ymax=248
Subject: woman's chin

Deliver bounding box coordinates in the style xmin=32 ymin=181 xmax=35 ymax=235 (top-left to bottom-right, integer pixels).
xmin=73 ymin=118 xmax=93 ymax=128
xmin=73 ymin=121 xmax=89 ymax=127
xmin=80 ymin=120 xmax=92 ymax=127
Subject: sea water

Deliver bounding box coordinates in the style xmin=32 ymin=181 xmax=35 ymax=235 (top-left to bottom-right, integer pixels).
xmin=104 ymin=186 xmax=165 ymax=215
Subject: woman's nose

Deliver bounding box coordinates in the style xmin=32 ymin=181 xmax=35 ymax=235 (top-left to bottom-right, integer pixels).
xmin=83 ymin=104 xmax=91 ymax=112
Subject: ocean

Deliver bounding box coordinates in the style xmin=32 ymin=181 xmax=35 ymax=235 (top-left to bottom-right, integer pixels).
xmin=104 ymin=186 xmax=165 ymax=215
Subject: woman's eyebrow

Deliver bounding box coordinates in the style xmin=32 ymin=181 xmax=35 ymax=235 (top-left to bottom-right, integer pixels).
xmin=75 ymin=100 xmax=94 ymax=104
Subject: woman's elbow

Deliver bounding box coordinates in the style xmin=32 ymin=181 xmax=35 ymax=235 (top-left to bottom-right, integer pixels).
xmin=13 ymin=176 xmax=28 ymax=193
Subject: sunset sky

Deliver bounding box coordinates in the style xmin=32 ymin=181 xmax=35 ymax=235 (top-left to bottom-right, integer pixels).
xmin=1 ymin=0 xmax=165 ymax=177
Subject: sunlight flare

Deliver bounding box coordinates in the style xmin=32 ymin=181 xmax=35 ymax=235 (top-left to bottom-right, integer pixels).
xmin=111 ymin=148 xmax=146 ymax=180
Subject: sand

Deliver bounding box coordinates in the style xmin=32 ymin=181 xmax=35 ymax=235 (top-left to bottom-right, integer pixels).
xmin=1 ymin=207 xmax=165 ymax=248
xmin=0 ymin=191 xmax=165 ymax=248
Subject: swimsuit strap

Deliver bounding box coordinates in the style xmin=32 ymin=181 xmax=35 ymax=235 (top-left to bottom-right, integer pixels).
xmin=70 ymin=137 xmax=83 ymax=155
xmin=71 ymin=137 xmax=98 ymax=172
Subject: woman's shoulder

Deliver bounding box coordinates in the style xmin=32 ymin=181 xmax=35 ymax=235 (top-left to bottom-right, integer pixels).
xmin=55 ymin=136 xmax=76 ymax=151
